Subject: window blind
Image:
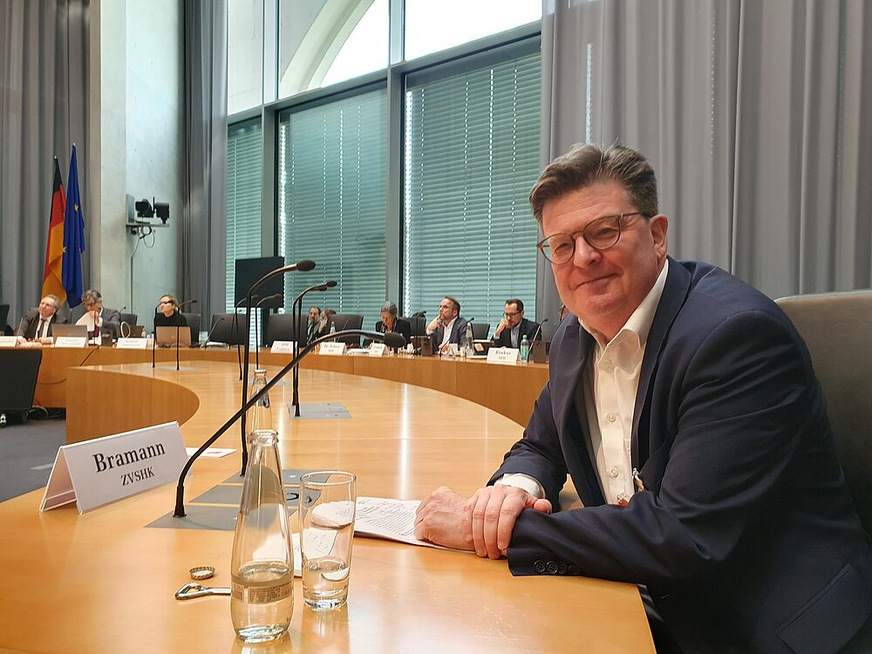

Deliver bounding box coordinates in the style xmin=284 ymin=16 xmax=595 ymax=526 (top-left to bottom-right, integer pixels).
xmin=226 ymin=119 xmax=264 ymax=313
xmin=403 ymin=51 xmax=541 ymax=330
xmin=277 ymin=89 xmax=387 ymax=329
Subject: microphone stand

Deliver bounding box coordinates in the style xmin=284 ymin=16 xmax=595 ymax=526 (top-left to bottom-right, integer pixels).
xmin=240 ymin=260 xmax=316 ymax=475
xmin=290 ymin=281 xmax=336 ymax=417
xmin=527 ymin=318 xmax=547 ymax=362
xmin=174 ymin=324 xmax=180 ymax=370
xmin=173 ymin=328 xmax=404 ymax=517
xmin=253 ymin=293 xmax=282 ymax=369
xmin=234 ymin=295 xmax=257 ymax=381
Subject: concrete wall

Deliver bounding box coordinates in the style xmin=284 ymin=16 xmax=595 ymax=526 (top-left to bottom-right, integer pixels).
xmin=90 ymin=0 xmax=183 ymax=324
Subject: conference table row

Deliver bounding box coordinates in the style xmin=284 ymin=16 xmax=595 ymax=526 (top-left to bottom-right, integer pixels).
xmin=0 ymin=345 xmax=655 ymax=653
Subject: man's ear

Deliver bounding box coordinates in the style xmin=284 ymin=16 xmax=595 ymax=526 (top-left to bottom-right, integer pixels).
xmin=650 ymin=214 xmax=668 ymax=260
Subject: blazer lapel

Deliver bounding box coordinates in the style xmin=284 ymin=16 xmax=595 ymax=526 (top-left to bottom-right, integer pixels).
xmin=631 ymin=258 xmax=692 ymax=466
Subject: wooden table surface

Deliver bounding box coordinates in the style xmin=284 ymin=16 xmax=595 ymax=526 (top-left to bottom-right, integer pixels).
xmin=2 ymin=352 xmax=654 ymax=653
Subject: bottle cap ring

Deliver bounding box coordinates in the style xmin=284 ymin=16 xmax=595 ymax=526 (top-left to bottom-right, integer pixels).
xmin=189 ymin=566 xmax=216 ymax=581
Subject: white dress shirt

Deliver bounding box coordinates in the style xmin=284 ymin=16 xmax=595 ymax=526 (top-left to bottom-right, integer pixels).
xmin=497 ymin=260 xmax=669 ymax=506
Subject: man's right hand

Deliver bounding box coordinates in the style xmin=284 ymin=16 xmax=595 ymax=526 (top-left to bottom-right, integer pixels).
xmin=426 ymin=317 xmax=441 ymax=334
xmin=464 ymin=485 xmax=552 ymax=559
xmin=494 ymin=317 xmax=510 ymax=337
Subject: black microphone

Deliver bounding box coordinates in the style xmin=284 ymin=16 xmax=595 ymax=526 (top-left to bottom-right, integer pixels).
xmin=240 ymin=260 xmax=316 ymax=475
xmin=173 ymin=328 xmax=405 ymax=517
xmin=202 ymin=314 xmax=226 ymax=347
xmin=290 ymin=280 xmax=337 ymax=416
xmin=253 ymin=293 xmax=282 ymax=368
xmin=530 ymin=318 xmax=548 ymax=342
xmin=177 ymin=299 xmax=198 ymax=311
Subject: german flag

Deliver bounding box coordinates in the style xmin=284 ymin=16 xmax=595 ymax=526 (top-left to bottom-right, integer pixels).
xmin=42 ymin=157 xmax=66 ymax=304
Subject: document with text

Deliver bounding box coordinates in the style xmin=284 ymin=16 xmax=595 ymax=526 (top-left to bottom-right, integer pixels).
xmin=354 ymin=496 xmax=465 ymax=551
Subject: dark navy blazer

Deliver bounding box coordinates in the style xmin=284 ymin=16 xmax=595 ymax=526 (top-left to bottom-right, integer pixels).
xmin=490 ymin=259 xmax=872 ymax=653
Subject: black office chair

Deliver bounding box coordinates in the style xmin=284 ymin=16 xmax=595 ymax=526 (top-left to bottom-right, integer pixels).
xmin=331 ymin=313 xmax=364 ymax=347
xmin=119 ymin=312 xmax=138 ymax=326
xmin=0 ymin=304 xmax=9 ymax=335
xmin=403 ymin=315 xmax=427 ymax=337
xmin=207 ymin=313 xmax=248 ymax=346
xmin=265 ymin=313 xmax=308 ymax=346
xmin=181 ymin=312 xmax=201 ymax=345
xmin=0 ymin=349 xmax=42 ymax=426
xmin=471 ymin=322 xmax=490 ymax=340
xmin=776 ymin=290 xmax=872 ymax=536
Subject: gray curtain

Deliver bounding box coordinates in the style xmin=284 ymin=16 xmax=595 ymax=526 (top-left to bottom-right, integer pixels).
xmin=183 ymin=0 xmax=228 ymax=326
xmin=539 ymin=0 xmax=872 ymax=314
xmin=0 ymin=0 xmax=90 ymax=325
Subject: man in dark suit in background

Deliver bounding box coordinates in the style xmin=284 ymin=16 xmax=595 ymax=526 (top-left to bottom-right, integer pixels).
xmin=414 ymin=143 xmax=872 ymax=653
xmin=16 ymin=294 xmax=67 ymax=342
xmin=75 ymin=289 xmax=121 ymax=339
xmin=426 ymin=296 xmax=468 ymax=354
xmin=491 ymin=298 xmax=540 ymax=348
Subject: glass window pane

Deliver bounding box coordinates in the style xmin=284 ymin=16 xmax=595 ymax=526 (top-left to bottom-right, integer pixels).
xmin=278 ymin=0 xmax=389 ymax=99
xmin=277 ymin=89 xmax=388 ymax=328
xmin=405 ymin=0 xmax=541 ymax=61
xmin=404 ymin=49 xmax=541 ymax=329
xmin=228 ymin=0 xmax=264 ymax=114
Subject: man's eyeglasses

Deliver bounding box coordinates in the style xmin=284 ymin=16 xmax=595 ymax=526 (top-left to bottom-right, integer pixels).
xmin=537 ymin=212 xmax=649 ymax=264
xmin=504 ymin=312 xmax=520 ymax=319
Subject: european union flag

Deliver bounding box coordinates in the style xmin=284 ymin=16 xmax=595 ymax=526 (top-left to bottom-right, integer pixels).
xmin=62 ymin=144 xmax=86 ymax=308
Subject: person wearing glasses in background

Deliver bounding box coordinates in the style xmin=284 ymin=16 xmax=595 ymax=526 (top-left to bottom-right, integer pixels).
xmin=491 ymin=298 xmax=540 ymax=349
xmin=16 ymin=295 xmax=67 ymax=344
xmin=76 ymin=289 xmax=121 ymax=339
xmin=414 ymin=143 xmax=872 ymax=653
xmin=375 ymin=301 xmax=412 ymax=345
xmin=154 ymin=294 xmax=187 ymax=329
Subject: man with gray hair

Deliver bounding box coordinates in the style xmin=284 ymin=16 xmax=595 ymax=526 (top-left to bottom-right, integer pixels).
xmin=75 ymin=289 xmax=121 ymax=339
xmin=375 ymin=301 xmax=411 ymax=345
xmin=16 ymin=294 xmax=67 ymax=342
xmin=415 ymin=143 xmax=872 ymax=652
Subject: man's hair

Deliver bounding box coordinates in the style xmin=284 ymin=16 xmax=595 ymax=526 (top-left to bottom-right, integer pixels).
xmin=505 ymin=298 xmax=524 ymax=313
xmin=43 ymin=294 xmax=60 ymax=308
xmin=443 ymin=296 xmax=460 ymax=315
xmin=81 ymin=289 xmax=103 ymax=304
xmin=529 ymin=143 xmax=658 ymax=222
xmin=160 ymin=294 xmax=179 ymax=310
xmin=381 ymin=301 xmax=398 ymax=316
xmin=309 ymin=306 xmax=321 ymax=314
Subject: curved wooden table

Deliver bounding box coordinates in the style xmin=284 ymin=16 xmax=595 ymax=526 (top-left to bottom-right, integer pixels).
xmin=0 ymin=358 xmax=654 ymax=653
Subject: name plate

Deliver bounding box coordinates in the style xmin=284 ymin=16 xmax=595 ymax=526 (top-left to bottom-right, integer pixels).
xmin=40 ymin=422 xmax=188 ymax=513
xmin=369 ymin=343 xmax=386 ymax=357
xmin=55 ymin=336 xmax=88 ymax=348
xmin=319 ymin=341 xmax=347 ymax=356
xmin=487 ymin=347 xmax=521 ymax=365
xmin=116 ymin=337 xmax=148 ymax=349
xmin=271 ymin=340 xmax=296 ymax=354
xmin=0 ymin=336 xmax=18 ymax=348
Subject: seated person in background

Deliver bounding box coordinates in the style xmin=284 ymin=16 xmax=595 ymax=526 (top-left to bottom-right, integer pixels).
xmin=75 ymin=289 xmax=120 ymax=338
xmin=306 ymin=306 xmax=321 ymax=344
xmin=375 ymin=301 xmax=412 ymax=345
xmin=491 ymin=298 xmax=540 ymax=348
xmin=154 ymin=294 xmax=188 ymax=330
xmin=16 ymin=294 xmax=67 ymax=343
xmin=426 ymin=296 xmax=469 ymax=354
xmin=413 ymin=143 xmax=872 ymax=653
xmin=317 ymin=308 xmax=336 ymax=338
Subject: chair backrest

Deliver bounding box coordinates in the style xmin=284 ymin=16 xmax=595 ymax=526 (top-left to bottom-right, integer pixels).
xmin=0 ymin=304 xmax=9 ymax=332
xmin=265 ymin=313 xmax=308 ymax=346
xmin=119 ymin=312 xmax=138 ymax=326
xmin=471 ymin=322 xmax=490 ymax=340
xmin=331 ymin=313 xmax=364 ymax=347
xmin=776 ymin=290 xmax=872 ymax=535
xmin=207 ymin=313 xmax=248 ymax=345
xmin=403 ymin=315 xmax=427 ymax=337
xmin=181 ymin=312 xmax=201 ymax=344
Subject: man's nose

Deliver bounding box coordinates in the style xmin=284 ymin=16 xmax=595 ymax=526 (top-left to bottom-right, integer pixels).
xmin=572 ymin=234 xmax=601 ymax=266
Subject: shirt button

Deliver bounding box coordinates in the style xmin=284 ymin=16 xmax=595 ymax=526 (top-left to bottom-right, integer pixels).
xmin=533 ymin=560 xmax=546 ymax=574
xmin=557 ymin=562 xmax=568 ymax=575
xmin=608 ymin=466 xmax=620 ymax=478
xmin=602 ymin=359 xmax=612 ymax=370
xmin=606 ymin=412 xmax=617 ymax=423
xmin=546 ymin=561 xmax=559 ymax=575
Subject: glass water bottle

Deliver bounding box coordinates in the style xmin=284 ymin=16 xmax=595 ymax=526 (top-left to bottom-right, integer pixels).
xmin=247 ymin=369 xmax=273 ymax=436
xmin=230 ymin=429 xmax=294 ymax=643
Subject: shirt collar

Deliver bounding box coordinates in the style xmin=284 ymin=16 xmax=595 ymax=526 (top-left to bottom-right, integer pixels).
xmin=580 ymin=258 xmax=670 ymax=349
